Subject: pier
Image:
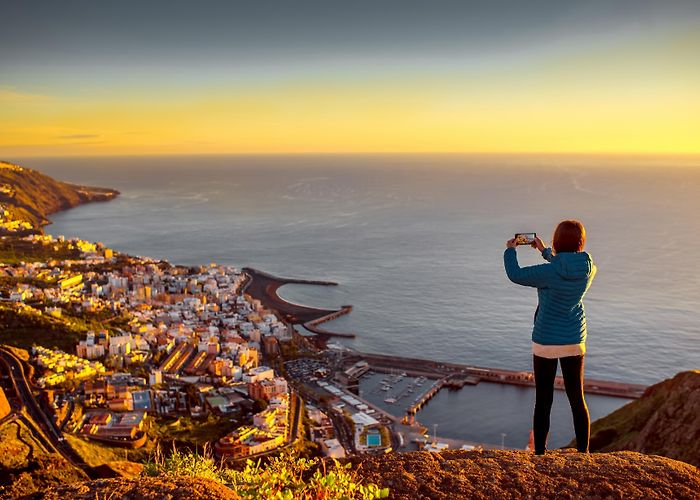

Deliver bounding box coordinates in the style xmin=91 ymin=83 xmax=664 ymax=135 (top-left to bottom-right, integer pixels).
xmin=344 ymin=351 xmax=647 ymax=399
xmin=401 ymin=374 xmax=478 ymax=424
xmin=303 ymin=305 xmax=356 ymax=338
xmin=405 ymin=378 xmax=444 ymax=421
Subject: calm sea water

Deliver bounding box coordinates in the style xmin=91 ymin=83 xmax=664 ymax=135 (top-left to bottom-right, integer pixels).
xmin=20 ymin=154 xmax=700 ymax=448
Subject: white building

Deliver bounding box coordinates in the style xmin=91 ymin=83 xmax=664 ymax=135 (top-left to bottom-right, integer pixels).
xmin=149 ymin=370 xmax=163 ymax=386
xmin=321 ymin=438 xmax=346 ymax=458
xmin=243 ymin=366 xmax=274 ymax=383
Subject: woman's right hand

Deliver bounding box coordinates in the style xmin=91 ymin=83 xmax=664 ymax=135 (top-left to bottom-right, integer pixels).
xmin=531 ymin=236 xmax=546 ymax=252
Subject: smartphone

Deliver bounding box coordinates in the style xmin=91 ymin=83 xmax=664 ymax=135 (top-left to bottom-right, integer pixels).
xmin=514 ymin=233 xmax=536 ymax=245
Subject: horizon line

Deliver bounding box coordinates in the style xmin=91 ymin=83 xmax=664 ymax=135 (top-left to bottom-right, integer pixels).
xmin=4 ymin=151 xmax=700 ymax=160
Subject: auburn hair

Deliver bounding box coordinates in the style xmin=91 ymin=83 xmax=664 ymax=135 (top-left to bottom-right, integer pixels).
xmin=553 ymin=220 xmax=586 ymax=253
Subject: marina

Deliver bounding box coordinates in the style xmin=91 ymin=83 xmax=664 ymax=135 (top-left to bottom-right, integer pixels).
xmin=357 ymin=368 xmax=633 ymax=450
xmin=346 ymin=351 xmax=647 ymax=400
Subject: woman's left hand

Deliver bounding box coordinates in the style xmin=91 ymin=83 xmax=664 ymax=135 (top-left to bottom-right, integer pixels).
xmin=531 ymin=235 xmax=546 ymax=252
xmin=506 ymin=238 xmax=518 ymax=249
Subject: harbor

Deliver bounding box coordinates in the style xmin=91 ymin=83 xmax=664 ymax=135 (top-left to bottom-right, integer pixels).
xmin=356 ymin=366 xmax=634 ymax=450
xmin=344 ymin=350 xmax=647 ymax=400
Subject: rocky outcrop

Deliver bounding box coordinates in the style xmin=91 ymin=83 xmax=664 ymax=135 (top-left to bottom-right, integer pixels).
xmin=31 ymin=450 xmax=700 ymax=499
xmin=29 ymin=476 xmax=238 ymax=500
xmin=348 ymin=449 xmax=700 ymax=499
xmin=1 ymin=455 xmax=88 ymax=499
xmin=583 ymin=370 xmax=700 ymax=467
xmin=351 ymin=450 xmax=700 ymax=499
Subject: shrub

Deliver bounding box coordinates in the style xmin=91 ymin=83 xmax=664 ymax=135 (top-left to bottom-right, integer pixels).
xmin=142 ymin=447 xmax=388 ymax=499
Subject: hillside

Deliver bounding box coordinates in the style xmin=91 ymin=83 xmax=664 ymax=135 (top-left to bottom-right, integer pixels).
xmin=31 ymin=450 xmax=700 ymax=499
xmin=0 ymin=419 xmax=88 ymax=498
xmin=0 ymin=161 xmax=118 ymax=233
xmin=581 ymin=370 xmax=700 ymax=467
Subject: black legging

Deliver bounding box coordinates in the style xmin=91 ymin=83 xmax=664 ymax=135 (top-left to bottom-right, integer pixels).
xmin=533 ymin=354 xmax=590 ymax=454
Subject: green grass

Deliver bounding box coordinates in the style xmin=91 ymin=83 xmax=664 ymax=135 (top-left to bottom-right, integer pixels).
xmin=0 ymin=421 xmax=43 ymax=469
xmin=64 ymin=433 xmax=152 ymax=467
xmin=0 ymin=420 xmax=87 ymax=498
xmin=0 ymin=237 xmax=80 ymax=264
xmin=142 ymin=448 xmax=389 ymax=499
xmin=151 ymin=415 xmax=242 ymax=448
xmin=64 ymin=434 xmax=129 ymax=466
xmin=0 ymin=275 xmax=56 ymax=292
xmin=0 ymin=303 xmax=83 ymax=352
xmin=0 ymin=302 xmax=129 ymax=352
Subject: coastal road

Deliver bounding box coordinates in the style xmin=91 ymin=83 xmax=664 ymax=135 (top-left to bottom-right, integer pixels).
xmin=0 ymin=347 xmax=96 ymax=478
xmin=292 ymin=381 xmax=356 ymax=454
xmin=288 ymin=389 xmax=303 ymax=443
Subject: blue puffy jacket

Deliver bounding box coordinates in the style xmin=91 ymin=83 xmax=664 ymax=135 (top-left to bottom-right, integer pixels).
xmin=503 ymin=247 xmax=597 ymax=345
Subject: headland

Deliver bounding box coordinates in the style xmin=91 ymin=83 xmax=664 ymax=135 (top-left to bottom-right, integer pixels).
xmin=0 ymin=160 xmax=119 ymax=235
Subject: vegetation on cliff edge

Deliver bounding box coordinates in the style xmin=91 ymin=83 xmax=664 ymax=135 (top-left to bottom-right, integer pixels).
xmin=141 ymin=448 xmax=389 ymax=499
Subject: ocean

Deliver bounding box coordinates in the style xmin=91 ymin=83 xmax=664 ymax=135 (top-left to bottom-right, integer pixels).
xmin=22 ymin=153 xmax=700 ymax=448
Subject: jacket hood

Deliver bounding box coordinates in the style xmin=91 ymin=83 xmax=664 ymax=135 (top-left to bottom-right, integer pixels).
xmin=551 ymin=252 xmax=594 ymax=280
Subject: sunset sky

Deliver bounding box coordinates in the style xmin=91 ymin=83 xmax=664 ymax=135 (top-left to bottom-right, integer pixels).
xmin=1 ymin=0 xmax=699 ymax=156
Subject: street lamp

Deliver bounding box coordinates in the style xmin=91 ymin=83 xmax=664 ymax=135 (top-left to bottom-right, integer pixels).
xmin=501 ymin=433 xmax=506 ymax=450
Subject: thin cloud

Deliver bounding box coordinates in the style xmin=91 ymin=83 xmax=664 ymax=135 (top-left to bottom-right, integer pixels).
xmin=57 ymin=134 xmax=101 ymax=139
xmin=0 ymin=86 xmax=54 ymax=103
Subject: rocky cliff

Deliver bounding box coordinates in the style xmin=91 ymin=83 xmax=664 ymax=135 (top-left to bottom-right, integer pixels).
xmin=348 ymin=449 xmax=699 ymax=499
xmin=581 ymin=370 xmax=700 ymax=467
xmin=0 ymin=160 xmax=118 ymax=233
xmin=30 ymin=450 xmax=700 ymax=499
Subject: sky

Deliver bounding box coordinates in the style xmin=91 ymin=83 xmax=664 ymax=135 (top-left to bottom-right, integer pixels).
xmin=1 ymin=0 xmax=699 ymax=156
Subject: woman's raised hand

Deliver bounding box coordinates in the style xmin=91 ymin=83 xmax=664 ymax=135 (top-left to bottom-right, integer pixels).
xmin=506 ymin=237 xmax=518 ymax=249
xmin=531 ymin=235 xmax=546 ymax=252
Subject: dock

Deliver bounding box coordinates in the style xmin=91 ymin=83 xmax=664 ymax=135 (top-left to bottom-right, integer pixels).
xmin=401 ymin=374 xmax=477 ymax=423
xmin=406 ymin=378 xmax=444 ymax=416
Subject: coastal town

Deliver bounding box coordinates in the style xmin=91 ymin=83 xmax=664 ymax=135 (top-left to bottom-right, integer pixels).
xmin=0 ymin=232 xmax=401 ymax=463
xmin=0 ymin=228 xmax=649 ymax=470
xmin=2 ymin=2 xmax=699 ymax=495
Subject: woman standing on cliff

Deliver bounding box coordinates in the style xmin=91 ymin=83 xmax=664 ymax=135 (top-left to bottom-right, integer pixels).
xmin=503 ymin=220 xmax=596 ymax=455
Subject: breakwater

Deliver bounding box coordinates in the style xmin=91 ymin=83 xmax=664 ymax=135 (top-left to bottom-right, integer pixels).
xmin=303 ymin=305 xmax=355 ymax=338
xmin=242 ymin=267 xmax=356 ymax=338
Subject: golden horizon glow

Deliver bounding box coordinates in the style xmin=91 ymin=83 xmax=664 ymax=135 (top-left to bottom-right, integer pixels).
xmin=2 ymin=28 xmax=699 ymax=157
